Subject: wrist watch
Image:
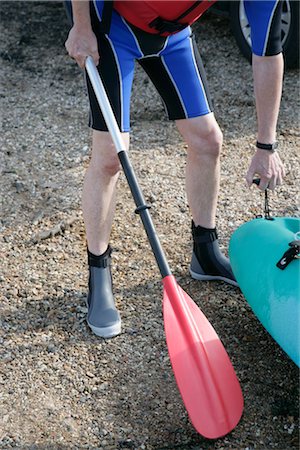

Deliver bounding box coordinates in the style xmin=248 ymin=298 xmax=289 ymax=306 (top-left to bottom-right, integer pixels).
xmin=256 ymin=141 xmax=278 ymax=152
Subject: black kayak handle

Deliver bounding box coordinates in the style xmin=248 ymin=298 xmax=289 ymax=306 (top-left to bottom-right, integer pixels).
xmin=252 ymin=179 xmax=273 ymax=220
xmin=252 ymin=178 xmax=263 ymax=187
xmin=276 ymin=240 xmax=300 ymax=270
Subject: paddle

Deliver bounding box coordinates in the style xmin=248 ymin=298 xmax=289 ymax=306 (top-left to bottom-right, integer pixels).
xmin=85 ymin=56 xmax=243 ymax=439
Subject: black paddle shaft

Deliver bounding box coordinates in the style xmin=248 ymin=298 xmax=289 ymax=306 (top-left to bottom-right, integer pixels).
xmin=118 ymin=150 xmax=172 ymax=279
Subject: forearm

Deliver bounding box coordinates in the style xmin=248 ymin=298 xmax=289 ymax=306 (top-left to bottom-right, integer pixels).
xmin=71 ymin=0 xmax=92 ymax=28
xmin=246 ymin=53 xmax=285 ymax=190
xmin=66 ymin=0 xmax=99 ymax=67
xmin=252 ymin=53 xmax=284 ymax=143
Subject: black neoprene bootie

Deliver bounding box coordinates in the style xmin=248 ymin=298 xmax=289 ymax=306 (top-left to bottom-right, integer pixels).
xmin=190 ymin=221 xmax=238 ymax=287
xmin=86 ymin=246 xmax=121 ymax=338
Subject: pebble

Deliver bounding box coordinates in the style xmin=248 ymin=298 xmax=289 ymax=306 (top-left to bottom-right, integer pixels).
xmin=14 ymin=180 xmax=26 ymax=193
xmin=86 ymin=371 xmax=95 ymax=378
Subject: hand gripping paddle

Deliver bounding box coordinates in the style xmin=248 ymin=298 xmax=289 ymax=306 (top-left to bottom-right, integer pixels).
xmin=85 ymin=57 xmax=243 ymax=439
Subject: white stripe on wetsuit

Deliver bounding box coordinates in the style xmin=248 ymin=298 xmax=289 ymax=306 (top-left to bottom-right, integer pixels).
xmin=121 ymin=16 xmax=144 ymax=58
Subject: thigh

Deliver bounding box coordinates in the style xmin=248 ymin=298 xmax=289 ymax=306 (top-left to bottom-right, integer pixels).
xmin=244 ymin=0 xmax=283 ymax=56
xmin=139 ymin=30 xmax=213 ymax=120
xmin=87 ymin=7 xmax=142 ymax=132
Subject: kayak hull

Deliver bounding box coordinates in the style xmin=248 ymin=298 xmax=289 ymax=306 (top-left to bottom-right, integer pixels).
xmin=229 ymin=217 xmax=300 ymax=366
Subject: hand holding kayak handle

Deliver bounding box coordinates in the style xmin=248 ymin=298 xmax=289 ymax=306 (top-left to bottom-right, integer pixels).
xmin=246 ymin=148 xmax=285 ymax=191
xmin=252 ymin=178 xmax=266 ymax=189
xmin=252 ymin=179 xmax=274 ymax=220
xmin=252 ymin=177 xmax=272 ymax=191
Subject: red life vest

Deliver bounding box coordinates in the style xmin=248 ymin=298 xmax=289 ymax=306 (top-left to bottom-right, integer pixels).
xmin=113 ymin=1 xmax=217 ymax=36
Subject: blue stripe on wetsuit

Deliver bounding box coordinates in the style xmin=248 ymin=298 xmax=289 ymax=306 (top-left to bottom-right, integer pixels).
xmin=105 ymin=12 xmax=143 ymax=131
xmin=160 ymin=31 xmax=211 ymax=118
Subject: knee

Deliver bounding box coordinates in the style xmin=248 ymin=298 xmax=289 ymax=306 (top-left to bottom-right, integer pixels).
xmin=188 ymin=125 xmax=223 ymax=161
xmin=90 ymin=150 xmax=121 ymax=178
xmin=89 ymin=132 xmax=123 ymax=177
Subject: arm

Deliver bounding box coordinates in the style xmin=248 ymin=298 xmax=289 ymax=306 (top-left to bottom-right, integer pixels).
xmin=246 ymin=53 xmax=285 ymax=190
xmin=65 ymin=0 xmax=99 ymax=68
xmin=244 ymin=0 xmax=286 ymax=190
xmin=253 ymin=53 xmax=283 ymax=144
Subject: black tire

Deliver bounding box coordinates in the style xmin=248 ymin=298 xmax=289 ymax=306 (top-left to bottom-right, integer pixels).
xmin=230 ymin=0 xmax=299 ymax=69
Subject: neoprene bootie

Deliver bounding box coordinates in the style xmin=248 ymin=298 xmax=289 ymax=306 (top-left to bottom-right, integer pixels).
xmin=190 ymin=222 xmax=238 ymax=287
xmin=86 ymin=246 xmax=121 ymax=338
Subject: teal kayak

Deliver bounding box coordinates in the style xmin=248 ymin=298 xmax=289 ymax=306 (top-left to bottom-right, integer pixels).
xmin=229 ymin=217 xmax=300 ymax=366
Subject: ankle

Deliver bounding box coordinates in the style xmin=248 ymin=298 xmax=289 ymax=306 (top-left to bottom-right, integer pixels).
xmin=88 ymin=246 xmax=112 ymax=267
xmin=192 ymin=221 xmax=218 ymax=243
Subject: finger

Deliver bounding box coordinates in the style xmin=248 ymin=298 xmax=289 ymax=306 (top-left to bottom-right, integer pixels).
xmin=91 ymin=52 xmax=100 ymax=66
xmin=275 ymin=165 xmax=284 ymax=186
xmin=277 ymin=169 xmax=283 ymax=186
xmin=281 ymin=162 xmax=286 ymax=179
xmin=66 ymin=50 xmax=85 ymax=68
xmin=259 ymin=177 xmax=269 ymax=191
xmin=78 ymin=57 xmax=86 ymax=69
xmin=268 ymin=175 xmax=276 ymax=191
xmin=82 ymin=52 xmax=99 ymax=69
xmin=76 ymin=53 xmax=89 ymax=69
xmin=273 ymin=157 xmax=285 ymax=188
xmin=276 ymin=154 xmax=286 ymax=181
xmin=246 ymin=167 xmax=256 ymax=187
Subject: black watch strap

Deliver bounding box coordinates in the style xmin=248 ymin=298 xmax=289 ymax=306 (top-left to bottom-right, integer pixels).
xmin=256 ymin=141 xmax=278 ymax=152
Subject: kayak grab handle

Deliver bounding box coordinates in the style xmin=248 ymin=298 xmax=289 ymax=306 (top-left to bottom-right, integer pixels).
xmin=276 ymin=240 xmax=300 ymax=270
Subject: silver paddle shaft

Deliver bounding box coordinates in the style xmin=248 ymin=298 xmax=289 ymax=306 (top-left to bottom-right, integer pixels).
xmin=85 ymin=56 xmax=126 ymax=153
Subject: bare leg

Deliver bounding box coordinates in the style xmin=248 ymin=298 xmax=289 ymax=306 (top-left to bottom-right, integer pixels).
xmin=176 ymin=113 xmax=222 ymax=228
xmin=82 ymin=129 xmax=129 ymax=255
xmin=176 ymin=114 xmax=237 ymax=286
xmin=83 ymin=129 xmax=129 ymax=338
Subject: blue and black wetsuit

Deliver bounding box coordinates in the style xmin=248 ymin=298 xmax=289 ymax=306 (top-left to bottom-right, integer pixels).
xmin=84 ymin=0 xmax=283 ymax=132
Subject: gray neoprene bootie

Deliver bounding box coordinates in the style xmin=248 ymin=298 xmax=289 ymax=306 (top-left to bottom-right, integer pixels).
xmin=86 ymin=246 xmax=121 ymax=338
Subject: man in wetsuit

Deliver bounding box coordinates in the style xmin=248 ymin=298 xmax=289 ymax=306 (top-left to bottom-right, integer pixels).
xmin=65 ymin=0 xmax=285 ymax=338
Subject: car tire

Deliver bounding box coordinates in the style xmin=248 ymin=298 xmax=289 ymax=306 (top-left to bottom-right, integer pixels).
xmin=230 ymin=0 xmax=299 ymax=69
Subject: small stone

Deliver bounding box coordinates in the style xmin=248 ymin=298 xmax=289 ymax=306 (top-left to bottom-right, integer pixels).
xmin=14 ymin=180 xmax=26 ymax=193
xmin=86 ymin=371 xmax=94 ymax=378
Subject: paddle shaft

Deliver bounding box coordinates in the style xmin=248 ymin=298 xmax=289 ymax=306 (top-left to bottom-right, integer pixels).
xmin=85 ymin=57 xmax=172 ymax=278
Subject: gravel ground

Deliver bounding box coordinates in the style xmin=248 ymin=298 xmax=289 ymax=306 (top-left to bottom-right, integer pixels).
xmin=0 ymin=2 xmax=299 ymax=449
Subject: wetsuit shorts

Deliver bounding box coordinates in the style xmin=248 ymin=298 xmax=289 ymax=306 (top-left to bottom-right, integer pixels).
xmin=87 ymin=1 xmax=212 ymax=132
xmin=85 ymin=0 xmax=282 ymax=132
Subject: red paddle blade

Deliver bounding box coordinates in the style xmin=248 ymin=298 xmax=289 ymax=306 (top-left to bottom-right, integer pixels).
xmin=162 ymin=275 xmax=243 ymax=439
